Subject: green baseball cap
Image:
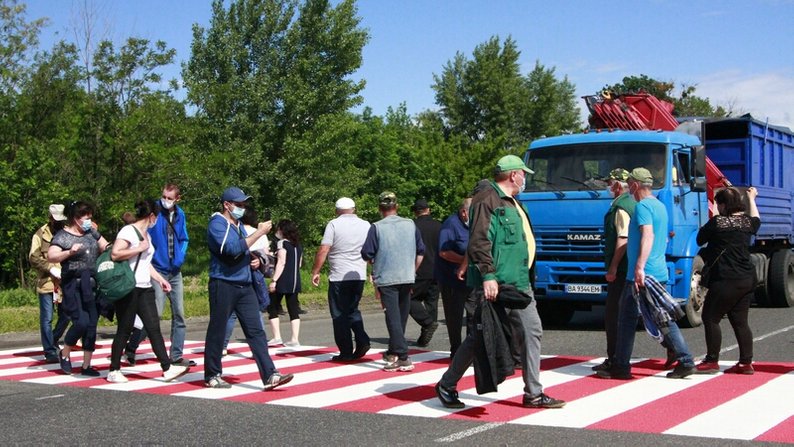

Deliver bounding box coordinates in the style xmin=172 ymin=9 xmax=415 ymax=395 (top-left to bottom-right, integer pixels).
xmin=495 ymin=155 xmax=534 ymax=175
xmin=378 ymin=191 xmax=397 ymax=206
xmin=629 ymin=167 xmax=654 ymax=185
xmin=607 ymin=168 xmax=630 ymax=181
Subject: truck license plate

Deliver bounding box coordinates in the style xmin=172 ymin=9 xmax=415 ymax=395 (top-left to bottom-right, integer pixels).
xmin=565 ymin=284 xmax=602 ymax=294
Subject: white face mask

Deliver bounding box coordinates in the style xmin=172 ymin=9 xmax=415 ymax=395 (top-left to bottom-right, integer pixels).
xmin=161 ymin=198 xmax=175 ymax=210
xmin=513 ymin=173 xmax=526 ymax=194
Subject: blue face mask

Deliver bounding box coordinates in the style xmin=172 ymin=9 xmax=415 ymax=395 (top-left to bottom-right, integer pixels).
xmin=80 ymin=219 xmax=92 ymax=232
xmin=230 ymin=206 xmax=245 ymax=220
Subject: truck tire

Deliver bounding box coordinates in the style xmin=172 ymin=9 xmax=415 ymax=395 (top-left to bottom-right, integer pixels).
xmin=768 ymin=249 xmax=794 ymax=307
xmin=750 ymin=253 xmax=771 ymax=307
xmin=537 ymin=302 xmax=575 ymax=327
xmin=682 ymin=255 xmax=706 ymax=328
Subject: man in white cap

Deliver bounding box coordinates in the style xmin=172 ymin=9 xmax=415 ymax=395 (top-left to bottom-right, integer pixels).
xmin=311 ymin=197 xmax=372 ymax=361
xmin=29 ymin=204 xmax=71 ymax=363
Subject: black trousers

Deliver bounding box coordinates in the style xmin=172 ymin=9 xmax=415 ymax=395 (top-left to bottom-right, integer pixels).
xmin=604 ymin=272 xmax=626 ymax=361
xmin=110 ymin=287 xmax=170 ymax=372
xmin=702 ymin=276 xmax=755 ymax=364
xmin=409 ymin=279 xmax=439 ymax=327
xmin=440 ymin=283 xmax=472 ymax=356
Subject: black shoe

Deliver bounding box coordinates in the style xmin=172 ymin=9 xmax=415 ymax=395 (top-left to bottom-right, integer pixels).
xmin=591 ymin=359 xmax=611 ymax=372
xmin=331 ymin=354 xmax=355 ymax=362
xmin=298 ymin=308 xmax=308 ymax=315
xmin=58 ymin=350 xmax=72 ymax=375
xmin=416 ymin=322 xmax=439 ymax=347
xmin=663 ymin=349 xmax=677 ymax=369
xmin=666 ymin=363 xmax=695 ymax=379
xmin=435 ymin=383 xmax=465 ymax=409
xmin=172 ymin=358 xmax=197 ymax=367
xmin=124 ymin=350 xmax=136 ymax=366
xmin=352 ymin=343 xmax=370 ymax=359
xmin=523 ymin=393 xmax=566 ymax=409
xmin=44 ymin=355 xmax=60 ymax=364
xmin=595 ymin=368 xmax=633 ymax=380
xmin=80 ymin=367 xmax=101 ymax=377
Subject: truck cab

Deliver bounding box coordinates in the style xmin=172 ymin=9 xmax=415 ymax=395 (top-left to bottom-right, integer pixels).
xmin=521 ymin=129 xmax=708 ymax=326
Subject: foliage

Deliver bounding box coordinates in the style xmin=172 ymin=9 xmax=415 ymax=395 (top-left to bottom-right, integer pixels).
xmin=432 ymin=35 xmax=581 ymax=149
xmin=603 ymin=74 xmax=727 ymax=118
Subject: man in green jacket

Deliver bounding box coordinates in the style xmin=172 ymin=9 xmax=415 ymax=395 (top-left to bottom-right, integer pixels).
xmin=435 ymin=155 xmax=565 ymax=410
xmin=592 ymin=169 xmax=635 ymax=372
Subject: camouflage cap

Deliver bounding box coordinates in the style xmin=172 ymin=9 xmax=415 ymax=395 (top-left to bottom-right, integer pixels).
xmin=629 ymin=167 xmax=654 ymax=186
xmin=607 ymin=168 xmax=630 ymax=181
xmin=378 ymin=191 xmax=397 ymax=206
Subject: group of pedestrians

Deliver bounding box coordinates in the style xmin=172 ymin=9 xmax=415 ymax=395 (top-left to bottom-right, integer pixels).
xmin=594 ymin=168 xmax=760 ymax=380
xmin=29 ymin=153 xmax=762 ymax=403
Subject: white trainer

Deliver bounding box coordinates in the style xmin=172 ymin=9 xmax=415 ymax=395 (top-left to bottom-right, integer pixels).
xmin=163 ymin=364 xmax=189 ymax=382
xmin=106 ymin=370 xmax=128 ymax=383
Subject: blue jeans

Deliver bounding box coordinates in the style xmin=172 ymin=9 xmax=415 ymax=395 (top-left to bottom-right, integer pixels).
xmin=379 ymin=284 xmax=412 ymax=360
xmin=38 ymin=293 xmax=69 ymax=358
xmin=204 ymin=279 xmax=277 ymax=385
xmin=613 ymin=281 xmax=694 ymax=373
xmin=63 ymin=296 xmax=99 ymax=352
xmin=328 ymin=280 xmax=370 ymax=356
xmin=223 ymin=312 xmax=266 ymax=350
xmin=128 ymin=271 xmax=186 ymax=361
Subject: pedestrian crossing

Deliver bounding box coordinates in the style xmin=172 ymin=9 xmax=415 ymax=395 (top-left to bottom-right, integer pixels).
xmin=1 ymin=341 xmax=792 ymax=443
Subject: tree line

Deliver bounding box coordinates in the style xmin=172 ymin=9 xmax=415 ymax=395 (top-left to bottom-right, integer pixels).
xmin=0 ymin=0 xmax=723 ymax=288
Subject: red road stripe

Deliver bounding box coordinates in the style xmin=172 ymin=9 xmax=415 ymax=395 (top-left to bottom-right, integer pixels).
xmin=588 ymin=369 xmax=782 ymax=433
xmin=755 ymin=414 xmax=794 ymax=444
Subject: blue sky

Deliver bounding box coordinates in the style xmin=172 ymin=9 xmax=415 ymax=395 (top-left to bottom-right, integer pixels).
xmin=25 ymin=0 xmax=794 ymax=129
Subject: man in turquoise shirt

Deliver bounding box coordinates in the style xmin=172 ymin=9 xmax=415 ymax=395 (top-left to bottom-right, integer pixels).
xmin=597 ymin=168 xmax=695 ymax=380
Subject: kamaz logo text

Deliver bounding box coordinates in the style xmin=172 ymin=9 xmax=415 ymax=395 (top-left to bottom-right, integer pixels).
xmin=567 ymin=234 xmax=601 ymax=241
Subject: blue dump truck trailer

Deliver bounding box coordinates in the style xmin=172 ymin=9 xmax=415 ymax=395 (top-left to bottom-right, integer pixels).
xmin=520 ymin=116 xmax=794 ymax=327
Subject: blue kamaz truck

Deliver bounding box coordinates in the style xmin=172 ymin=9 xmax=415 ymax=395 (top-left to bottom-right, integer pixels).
xmin=520 ymin=112 xmax=794 ymax=327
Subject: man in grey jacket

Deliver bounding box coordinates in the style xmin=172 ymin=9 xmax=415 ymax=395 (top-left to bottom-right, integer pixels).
xmin=361 ymin=191 xmax=425 ymax=372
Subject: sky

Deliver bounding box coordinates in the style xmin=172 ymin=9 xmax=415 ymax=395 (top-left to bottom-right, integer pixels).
xmin=23 ymin=0 xmax=794 ymax=130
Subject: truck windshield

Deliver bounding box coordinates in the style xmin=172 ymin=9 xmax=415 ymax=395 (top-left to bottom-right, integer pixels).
xmin=525 ymin=142 xmax=666 ymax=191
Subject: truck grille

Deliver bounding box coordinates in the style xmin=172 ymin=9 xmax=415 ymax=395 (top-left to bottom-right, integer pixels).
xmin=535 ymin=228 xmax=605 ymax=262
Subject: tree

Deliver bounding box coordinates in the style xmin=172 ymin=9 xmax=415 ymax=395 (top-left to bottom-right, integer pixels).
xmin=432 ymin=35 xmax=581 ymax=149
xmin=183 ymin=0 xmax=368 ymax=234
xmin=0 ymin=0 xmax=47 ymax=94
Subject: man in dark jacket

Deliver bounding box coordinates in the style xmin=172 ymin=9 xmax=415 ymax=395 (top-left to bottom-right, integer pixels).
xmin=435 ymin=155 xmax=565 ymax=410
xmin=409 ymin=198 xmax=442 ymax=347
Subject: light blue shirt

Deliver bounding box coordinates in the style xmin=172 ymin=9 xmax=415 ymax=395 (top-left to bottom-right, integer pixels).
xmin=626 ymin=197 xmax=668 ymax=282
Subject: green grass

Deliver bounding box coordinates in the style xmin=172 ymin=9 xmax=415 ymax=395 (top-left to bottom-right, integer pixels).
xmin=0 ymin=269 xmax=378 ymax=334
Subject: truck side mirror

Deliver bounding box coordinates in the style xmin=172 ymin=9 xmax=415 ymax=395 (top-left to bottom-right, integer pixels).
xmin=690 ymin=145 xmax=707 ymax=192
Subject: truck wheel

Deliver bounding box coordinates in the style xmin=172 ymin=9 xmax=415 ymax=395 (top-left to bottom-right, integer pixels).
xmin=537 ymin=302 xmax=575 ymax=327
xmin=682 ymin=255 xmax=706 ymax=328
xmin=768 ymin=249 xmax=794 ymax=307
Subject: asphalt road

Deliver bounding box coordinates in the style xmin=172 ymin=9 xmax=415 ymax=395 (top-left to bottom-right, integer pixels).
xmin=1 ymin=302 xmax=792 ymax=446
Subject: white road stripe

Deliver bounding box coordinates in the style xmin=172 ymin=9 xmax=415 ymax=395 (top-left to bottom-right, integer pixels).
xmin=267 ymin=351 xmax=449 ymax=408
xmin=512 ymin=368 xmax=720 ymax=427
xmin=665 ymin=370 xmax=794 ymax=440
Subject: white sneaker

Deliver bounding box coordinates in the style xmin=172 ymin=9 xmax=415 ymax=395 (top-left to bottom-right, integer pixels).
xmin=267 ymin=338 xmax=283 ymax=347
xmin=163 ymin=364 xmax=189 ymax=382
xmin=106 ymin=370 xmax=128 ymax=383
xmin=284 ymin=341 xmax=300 ymax=347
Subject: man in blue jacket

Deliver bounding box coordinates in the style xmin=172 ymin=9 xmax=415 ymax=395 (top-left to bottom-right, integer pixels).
xmin=203 ymin=186 xmax=293 ymax=390
xmin=125 ymin=184 xmax=193 ymax=366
